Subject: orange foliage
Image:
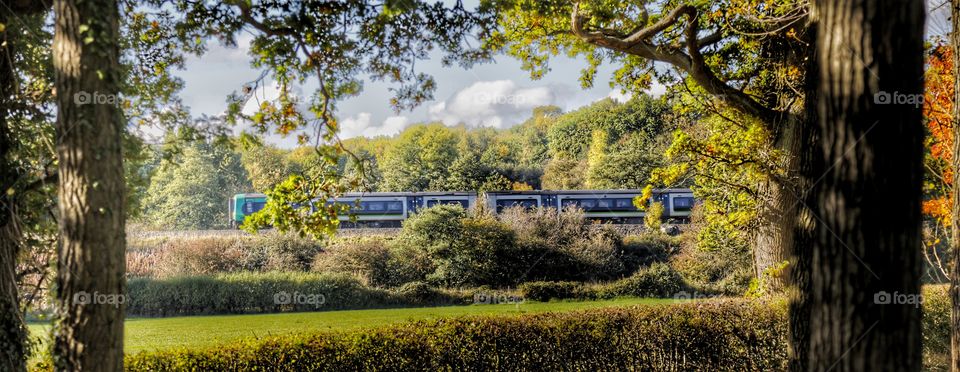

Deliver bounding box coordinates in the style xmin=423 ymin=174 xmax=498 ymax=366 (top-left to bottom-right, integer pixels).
xmin=923 ymin=44 xmax=954 ymax=226
xmin=925 ymin=45 xmax=954 ymax=165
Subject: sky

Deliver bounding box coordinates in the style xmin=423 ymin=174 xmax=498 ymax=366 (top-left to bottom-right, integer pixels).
xmin=170 ymin=1 xmax=949 ymax=148
xmin=172 ymin=31 xmax=663 ymax=148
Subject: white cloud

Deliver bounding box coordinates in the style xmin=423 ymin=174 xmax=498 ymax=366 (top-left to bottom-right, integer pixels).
xmin=428 ymin=80 xmax=563 ymax=129
xmin=603 ymin=81 xmax=667 ymax=104
xmin=647 ymin=81 xmax=667 ymax=97
xmin=340 ymin=113 xmax=409 ymax=139
xmin=606 ymin=89 xmax=632 ymax=103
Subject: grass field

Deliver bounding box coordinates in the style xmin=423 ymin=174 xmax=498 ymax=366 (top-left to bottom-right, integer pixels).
xmin=27 ymin=297 xmax=674 ymax=354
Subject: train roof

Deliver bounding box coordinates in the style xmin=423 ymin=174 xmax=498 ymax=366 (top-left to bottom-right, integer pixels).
xmin=487 ymin=188 xmax=692 ymax=195
xmin=235 ymin=189 xmax=692 ymax=199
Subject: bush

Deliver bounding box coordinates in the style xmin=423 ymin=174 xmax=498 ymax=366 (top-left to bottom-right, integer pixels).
xmin=671 ymin=243 xmax=752 ymax=296
xmin=126 ymin=234 xmax=323 ymax=278
xmin=428 ymin=215 xmax=523 ymax=287
xmin=598 ymin=263 xmax=685 ymax=298
xmin=498 ymin=207 xmax=626 ymax=282
xmin=620 ymin=233 xmax=676 ymax=273
xmin=392 ymin=282 xmax=458 ymax=306
xmin=519 ymin=281 xmax=584 ymax=302
xmin=923 ymin=284 xmax=950 ymax=370
xmin=312 ymin=238 xmax=393 ymax=286
xmin=124 ymin=300 xmax=789 ymax=371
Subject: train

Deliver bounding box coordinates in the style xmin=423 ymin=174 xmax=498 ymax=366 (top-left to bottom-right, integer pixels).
xmin=229 ymin=189 xmax=696 ymax=228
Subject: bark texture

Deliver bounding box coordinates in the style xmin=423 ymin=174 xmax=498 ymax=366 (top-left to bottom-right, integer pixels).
xmin=808 ymin=0 xmax=924 ymax=370
xmin=52 ymin=0 xmax=126 ymax=370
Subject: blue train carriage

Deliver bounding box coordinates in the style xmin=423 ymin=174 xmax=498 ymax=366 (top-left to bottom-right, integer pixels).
xmin=230 ymin=193 xmax=268 ymax=228
xmin=490 ymin=188 xmax=695 ymax=224
xmin=483 ymin=190 xmax=550 ymax=213
xmin=325 ymin=191 xmax=479 ymax=228
xmin=323 ymin=192 xmax=411 ymax=228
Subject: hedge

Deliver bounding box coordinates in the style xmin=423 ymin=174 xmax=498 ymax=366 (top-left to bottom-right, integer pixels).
xmin=123 ymin=285 xmax=952 ymax=371
xmin=125 ymin=299 xmax=789 ymax=371
xmin=126 ymin=272 xmax=467 ymax=317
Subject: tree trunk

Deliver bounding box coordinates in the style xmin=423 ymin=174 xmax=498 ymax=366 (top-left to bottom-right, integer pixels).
xmin=754 ymin=117 xmax=804 ymax=292
xmin=950 ymin=1 xmax=960 ymax=370
xmin=807 ymin=0 xmax=925 ymax=370
xmin=788 ymin=13 xmax=821 ymax=371
xmin=52 ymin=0 xmax=126 ymax=370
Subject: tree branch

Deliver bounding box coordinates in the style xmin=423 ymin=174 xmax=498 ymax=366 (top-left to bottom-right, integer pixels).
xmin=570 ymin=2 xmax=791 ymax=128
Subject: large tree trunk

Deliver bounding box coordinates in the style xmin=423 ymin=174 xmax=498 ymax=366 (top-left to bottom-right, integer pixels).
xmin=754 ymin=118 xmax=804 ymax=292
xmin=788 ymin=13 xmax=821 ymax=372
xmin=807 ymin=0 xmax=925 ymax=370
xmin=951 ymin=1 xmax=960 ymax=371
xmin=52 ymin=0 xmax=126 ymax=370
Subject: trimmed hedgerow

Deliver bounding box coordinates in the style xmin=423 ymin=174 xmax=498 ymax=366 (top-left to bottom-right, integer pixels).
xmin=124 ymin=300 xmax=789 ymax=371
xmin=126 ymin=272 xmax=468 ymax=317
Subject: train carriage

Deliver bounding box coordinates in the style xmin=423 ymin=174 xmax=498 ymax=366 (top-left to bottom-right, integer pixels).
xmin=229 ymin=189 xmax=697 ymax=228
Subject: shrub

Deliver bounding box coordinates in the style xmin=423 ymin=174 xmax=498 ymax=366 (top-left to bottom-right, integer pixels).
xmin=126 ymin=234 xmax=323 ymax=278
xmin=598 ymin=262 xmax=685 ymax=298
xmin=620 ymin=233 xmax=676 ymax=273
xmin=670 ymin=229 xmax=752 ymax=295
xmin=498 ymin=207 xmax=626 ymax=282
xmin=923 ymin=284 xmax=950 ymax=370
xmin=670 ymin=206 xmax=753 ymax=295
xmin=126 ymin=272 xmax=469 ymax=317
xmin=124 ymin=300 xmax=789 ymax=371
xmin=428 ymin=215 xmax=523 ymax=287
xmin=312 ymin=238 xmax=393 ymax=286
xmin=519 ymin=281 xmax=584 ymax=302
xmin=258 ymin=234 xmax=324 ymax=272
xmin=126 ymin=272 xmax=369 ymax=316
xmin=391 ymin=282 xmax=458 ymax=306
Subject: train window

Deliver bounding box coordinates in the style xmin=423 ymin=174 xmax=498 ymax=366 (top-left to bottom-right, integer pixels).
xmin=673 ymin=197 xmax=694 ymax=211
xmin=560 ymin=199 xmax=579 ymax=208
xmin=363 ymin=202 xmax=386 ymax=211
xmin=497 ymin=199 xmax=537 ymax=210
xmin=580 ymin=199 xmax=597 ymax=209
xmin=387 ymin=201 xmax=404 ymax=212
xmin=597 ymin=199 xmax=613 ymax=208
xmin=244 ymin=201 xmax=266 ymax=214
xmin=615 ymin=198 xmax=633 ymax=208
xmin=426 ymin=199 xmax=468 ymax=208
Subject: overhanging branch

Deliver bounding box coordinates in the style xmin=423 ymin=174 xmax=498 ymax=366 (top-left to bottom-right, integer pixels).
xmin=570 ymin=2 xmax=790 ymax=127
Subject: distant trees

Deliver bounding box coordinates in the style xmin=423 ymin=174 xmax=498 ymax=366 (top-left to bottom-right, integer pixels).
xmin=380 ymin=124 xmax=460 ymax=191
xmin=142 ymin=141 xmax=249 ymax=230
xmin=240 ymin=145 xmax=297 ymax=192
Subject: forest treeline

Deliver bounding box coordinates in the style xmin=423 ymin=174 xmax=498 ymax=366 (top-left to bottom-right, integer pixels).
xmin=135 ymin=95 xmax=684 ymax=230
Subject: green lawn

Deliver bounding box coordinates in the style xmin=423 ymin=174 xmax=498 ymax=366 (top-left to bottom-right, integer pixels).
xmin=27 ymin=297 xmax=674 ymax=354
